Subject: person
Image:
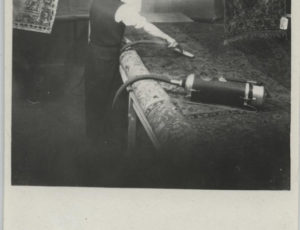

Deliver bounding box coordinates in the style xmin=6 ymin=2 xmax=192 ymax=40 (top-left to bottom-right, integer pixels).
xmin=13 ymin=0 xmax=44 ymax=104
xmin=85 ymin=0 xmax=179 ymax=141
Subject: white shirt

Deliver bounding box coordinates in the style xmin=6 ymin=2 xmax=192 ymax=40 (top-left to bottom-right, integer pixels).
xmin=114 ymin=3 xmax=147 ymax=29
xmin=113 ymin=0 xmax=175 ymax=46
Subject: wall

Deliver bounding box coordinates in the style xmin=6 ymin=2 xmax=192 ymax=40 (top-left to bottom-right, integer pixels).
xmin=142 ymin=0 xmax=216 ymax=19
xmin=55 ymin=0 xmax=219 ymax=20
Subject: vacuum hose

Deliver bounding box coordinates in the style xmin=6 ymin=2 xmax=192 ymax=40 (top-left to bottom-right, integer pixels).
xmin=121 ymin=40 xmax=195 ymax=58
xmin=112 ymin=74 xmax=182 ymax=109
xmin=112 ymin=74 xmax=265 ymax=110
xmin=121 ymin=40 xmax=167 ymax=53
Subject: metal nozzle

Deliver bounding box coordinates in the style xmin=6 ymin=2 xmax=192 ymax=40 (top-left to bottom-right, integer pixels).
xmin=173 ymin=47 xmax=195 ymax=59
xmin=170 ymin=79 xmax=184 ymax=86
xmin=185 ymin=74 xmax=195 ymax=91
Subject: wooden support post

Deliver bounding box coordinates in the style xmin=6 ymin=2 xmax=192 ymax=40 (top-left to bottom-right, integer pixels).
xmin=127 ymin=94 xmax=137 ymax=153
xmin=120 ymin=66 xmax=161 ymax=151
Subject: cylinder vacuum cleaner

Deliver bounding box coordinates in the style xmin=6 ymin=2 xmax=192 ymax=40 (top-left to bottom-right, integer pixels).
xmin=181 ymin=74 xmax=265 ymax=108
xmin=112 ymin=73 xmax=265 ymax=109
xmin=115 ymin=39 xmax=265 ymax=109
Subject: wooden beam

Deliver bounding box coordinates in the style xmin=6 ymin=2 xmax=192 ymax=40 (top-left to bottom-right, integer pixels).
xmin=119 ymin=50 xmax=197 ymax=152
xmin=120 ymin=66 xmax=161 ymax=151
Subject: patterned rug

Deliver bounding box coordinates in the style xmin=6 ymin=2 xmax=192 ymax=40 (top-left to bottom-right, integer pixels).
xmin=224 ymin=0 xmax=286 ymax=43
xmin=13 ymin=0 xmax=59 ymax=33
xmin=124 ymin=22 xmax=290 ymax=189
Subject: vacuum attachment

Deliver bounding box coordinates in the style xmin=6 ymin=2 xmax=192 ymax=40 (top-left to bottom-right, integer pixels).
xmin=184 ymin=74 xmax=265 ymax=108
xmin=172 ymin=45 xmax=195 ymax=58
xmin=121 ymin=39 xmax=195 ymax=59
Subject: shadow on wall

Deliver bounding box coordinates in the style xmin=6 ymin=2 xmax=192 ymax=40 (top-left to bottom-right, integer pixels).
xmin=142 ymin=0 xmax=221 ymax=19
xmin=142 ymin=0 xmax=291 ymax=20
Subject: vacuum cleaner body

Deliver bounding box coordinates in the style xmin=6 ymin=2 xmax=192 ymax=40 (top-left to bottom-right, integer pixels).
xmin=184 ymin=74 xmax=265 ymax=108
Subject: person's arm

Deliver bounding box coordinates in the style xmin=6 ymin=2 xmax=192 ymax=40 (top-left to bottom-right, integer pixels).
xmin=115 ymin=4 xmax=178 ymax=47
xmin=142 ymin=22 xmax=178 ymax=47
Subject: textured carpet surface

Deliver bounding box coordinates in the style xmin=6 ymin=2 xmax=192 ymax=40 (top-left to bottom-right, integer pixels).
xmin=125 ymin=22 xmax=290 ymax=189
xmin=224 ymin=0 xmax=286 ymax=42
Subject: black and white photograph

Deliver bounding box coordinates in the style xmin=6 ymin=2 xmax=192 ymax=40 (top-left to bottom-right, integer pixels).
xmin=11 ymin=0 xmax=292 ymax=191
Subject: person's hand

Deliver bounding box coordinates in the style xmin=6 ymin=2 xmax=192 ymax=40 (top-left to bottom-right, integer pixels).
xmin=166 ymin=37 xmax=178 ymax=48
xmin=167 ymin=38 xmax=184 ymax=54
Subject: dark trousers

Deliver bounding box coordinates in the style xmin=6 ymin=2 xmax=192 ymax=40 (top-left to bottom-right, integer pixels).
xmin=13 ymin=29 xmax=48 ymax=99
xmin=84 ymin=43 xmax=127 ymax=140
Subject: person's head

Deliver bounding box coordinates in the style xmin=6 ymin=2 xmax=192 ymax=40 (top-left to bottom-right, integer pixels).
xmin=120 ymin=0 xmax=142 ymax=12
